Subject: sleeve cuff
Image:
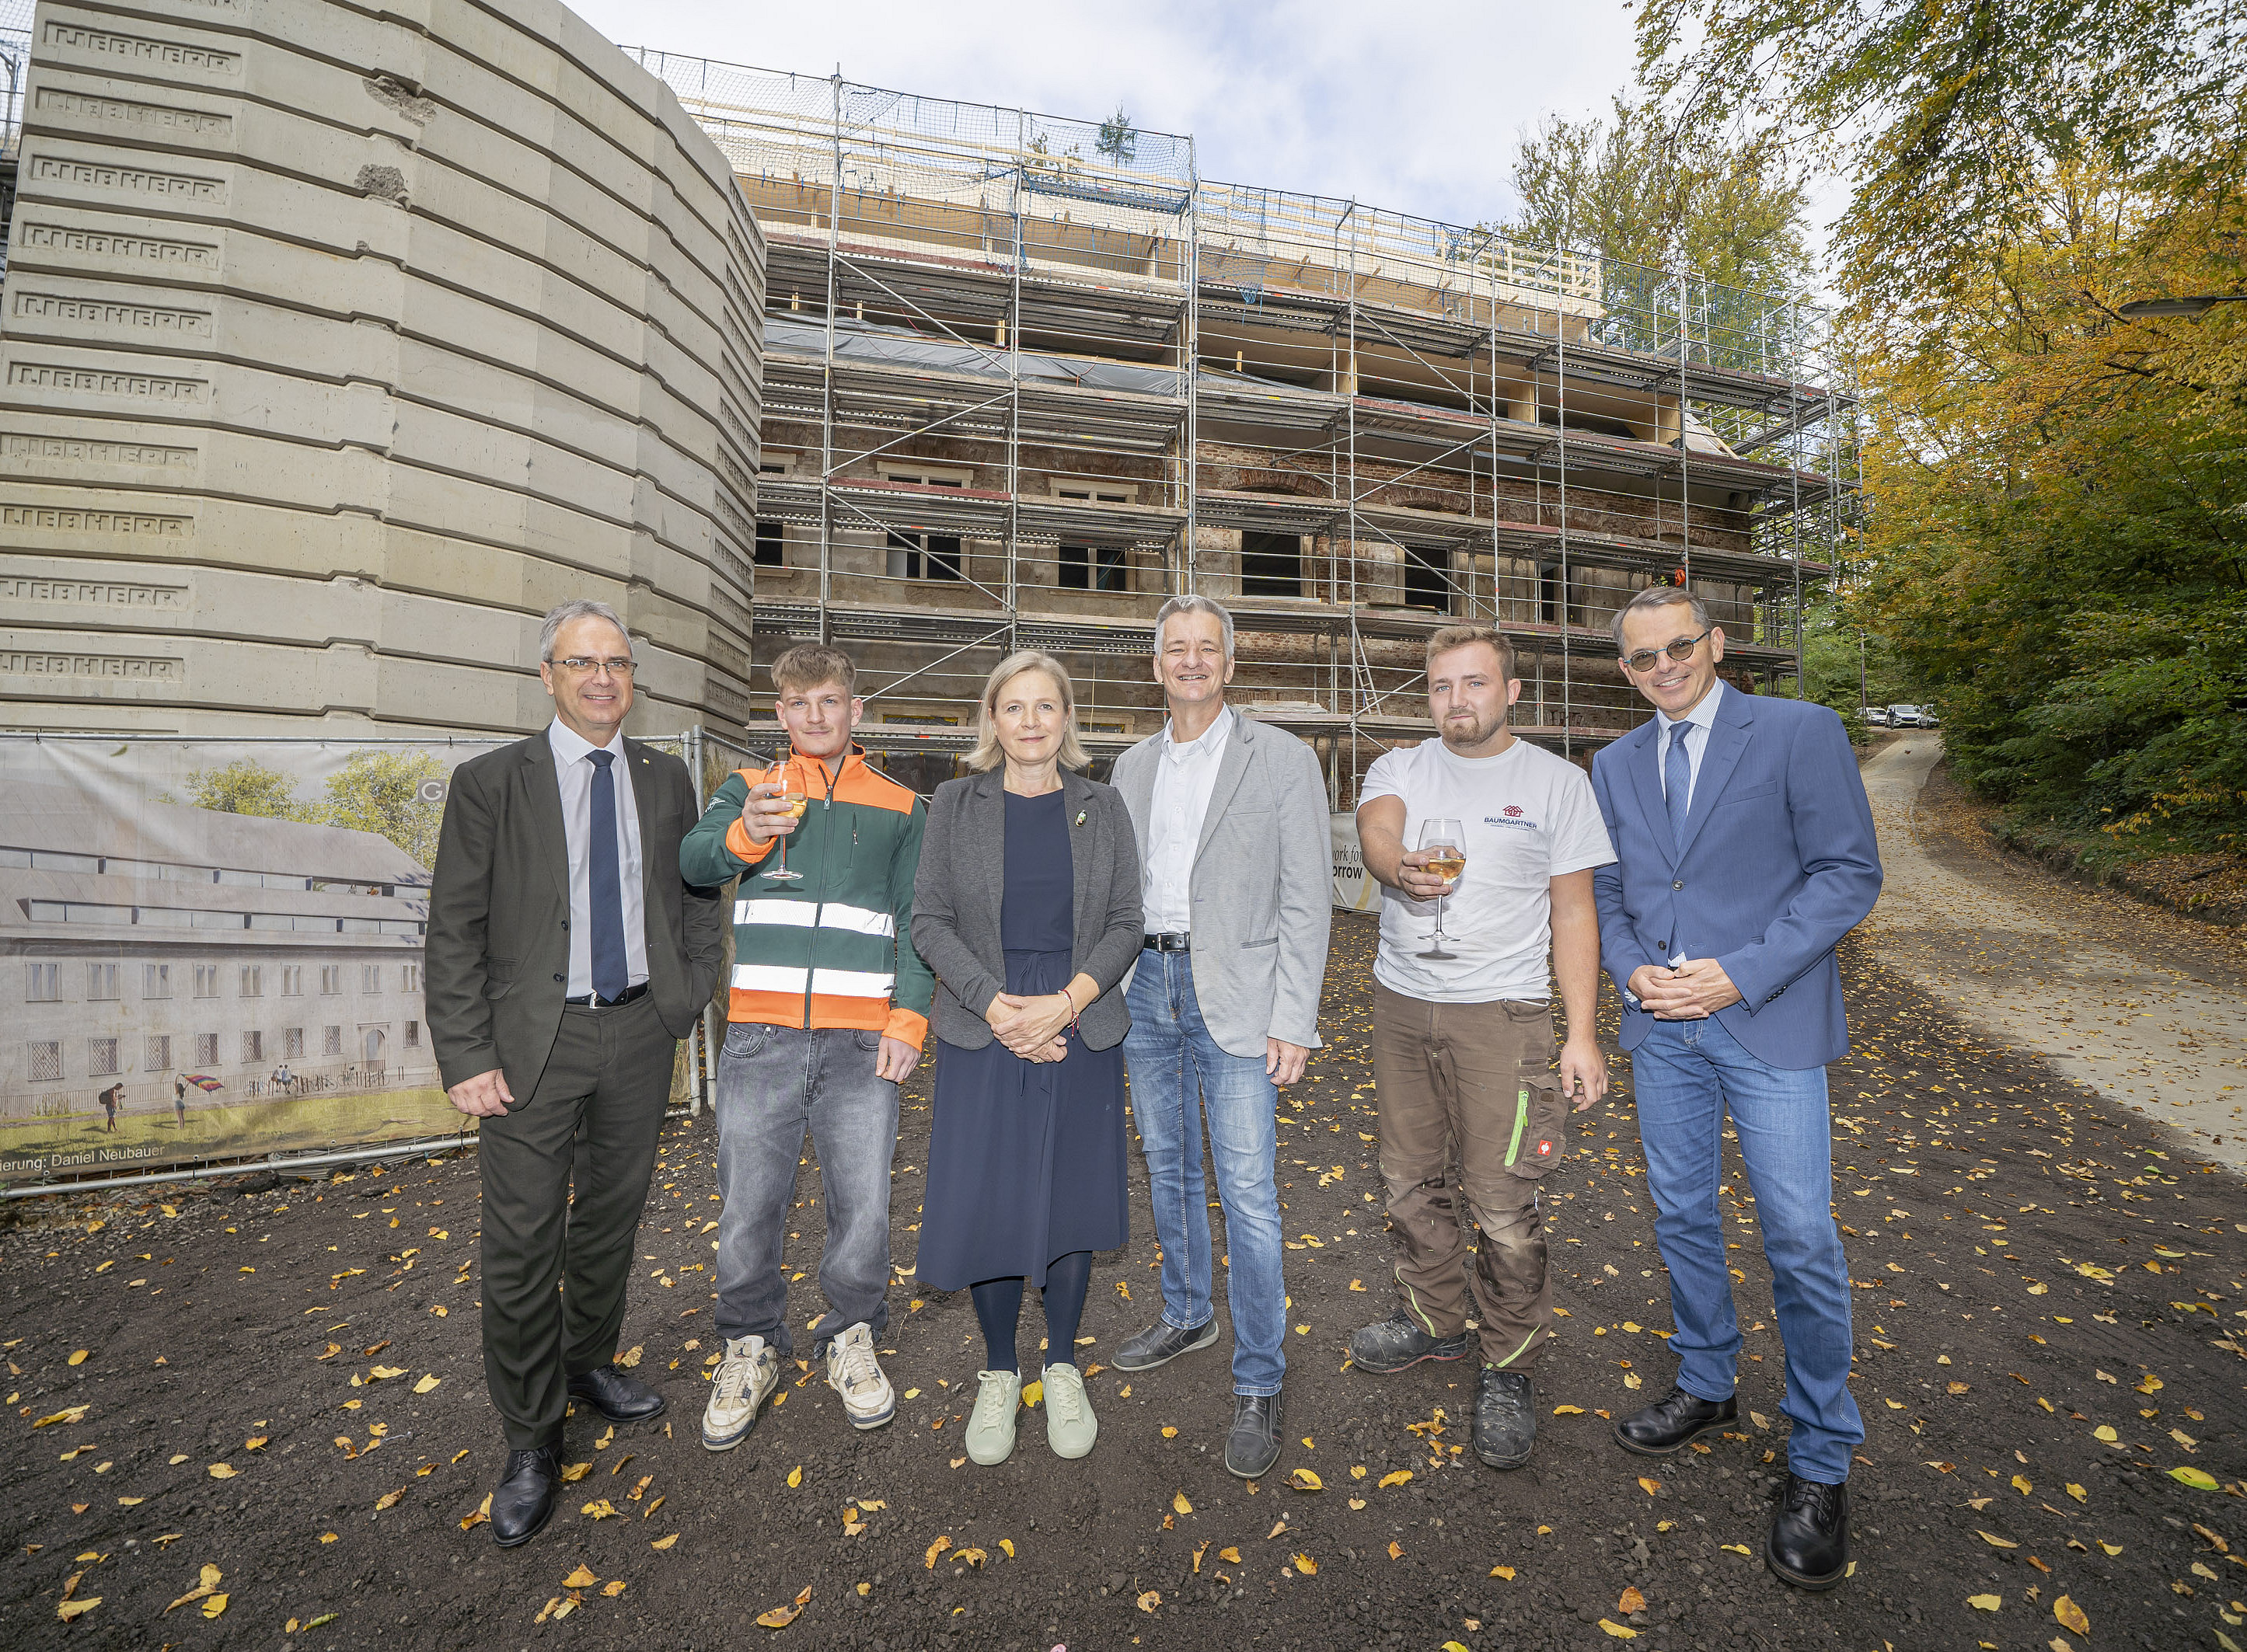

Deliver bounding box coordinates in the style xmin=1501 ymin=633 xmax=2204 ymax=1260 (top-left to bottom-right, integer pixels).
xmin=882 ymin=1007 xmax=928 ymax=1053
xmin=724 ymin=816 xmax=776 ymax=866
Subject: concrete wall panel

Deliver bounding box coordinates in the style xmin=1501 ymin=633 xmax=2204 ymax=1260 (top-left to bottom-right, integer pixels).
xmin=2 ymin=0 xmax=766 ymax=737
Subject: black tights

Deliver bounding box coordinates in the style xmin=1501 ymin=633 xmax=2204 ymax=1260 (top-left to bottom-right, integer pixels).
xmin=970 ymin=1250 xmax=1092 ymax=1373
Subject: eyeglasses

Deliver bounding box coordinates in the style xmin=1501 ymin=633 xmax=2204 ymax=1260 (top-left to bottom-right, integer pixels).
xmin=550 ymin=657 xmax=637 ymax=677
xmin=1619 ymin=629 xmax=1711 ymax=674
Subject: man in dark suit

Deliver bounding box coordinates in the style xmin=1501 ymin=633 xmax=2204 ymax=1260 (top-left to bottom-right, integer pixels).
xmin=1589 ymin=586 xmax=1882 ymax=1592
xmin=427 ymin=598 xmax=724 ymax=1547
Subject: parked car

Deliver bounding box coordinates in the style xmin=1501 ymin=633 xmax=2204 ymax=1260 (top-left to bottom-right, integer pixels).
xmin=1887 ymin=703 xmax=1925 ymax=727
xmin=1861 ymin=706 xmax=1890 ymax=727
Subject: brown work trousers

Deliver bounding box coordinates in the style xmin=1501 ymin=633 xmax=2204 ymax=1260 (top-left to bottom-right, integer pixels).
xmin=1371 ymin=981 xmax=1569 ymax=1371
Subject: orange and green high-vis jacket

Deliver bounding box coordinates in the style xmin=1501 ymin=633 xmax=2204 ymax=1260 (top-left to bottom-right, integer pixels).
xmin=679 ymin=748 xmax=933 ymax=1051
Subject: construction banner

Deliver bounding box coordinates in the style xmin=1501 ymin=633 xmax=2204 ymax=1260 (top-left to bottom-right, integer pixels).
xmin=0 ymin=733 xmax=700 ymax=1187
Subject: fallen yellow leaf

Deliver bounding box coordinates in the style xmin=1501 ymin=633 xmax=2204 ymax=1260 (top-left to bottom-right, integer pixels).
xmin=374 ymin=1487 xmax=404 ymax=1511
xmin=33 ymin=1406 xmax=89 ymax=1427
xmin=56 ymin=1598 xmax=100 ymax=1622
xmin=202 ymin=1594 xmax=229 ymax=1619
xmin=1377 ymin=1469 xmax=1413 ymax=1489
xmin=602 ymin=1581 xmax=626 ymax=1598
xmin=2171 ymin=1466 xmax=2221 ymax=1491
xmin=1219 ymin=1546 xmax=1241 ymax=1563
xmin=581 ymin=1500 xmax=618 ymax=1519
xmin=1387 ymin=1540 xmax=1404 ymax=1560
xmin=755 ymin=1585 xmax=811 ymax=1629
xmin=413 ymin=1375 xmax=441 ymax=1395
xmin=2011 ymin=1474 xmax=2032 ymax=1495
xmin=1598 ymin=1621 xmax=1638 ymax=1640
xmin=1293 ymin=1553 xmax=1317 ymax=1575
xmin=651 ymin=1534 xmax=679 ymax=1550
xmin=1719 ymin=1544 xmax=1752 ymax=1556
xmin=787 ymin=1466 xmax=803 ymax=1489
xmin=2053 ymin=1595 xmax=2089 ymax=1635
xmin=1619 ymin=1585 xmax=1646 ymax=1613
xmin=1552 ymin=1405 xmax=1586 ymax=1416
xmin=1289 ymin=1469 xmax=1324 ymax=1492
xmin=563 ymin=1565 xmax=598 ymax=1588
xmin=68 ymin=1350 xmax=89 ymax=1366
xmin=1490 ymin=1565 xmax=1516 ymax=1580
xmin=1136 ymin=1590 xmax=1161 ymax=1613
xmin=559 ymin=1462 xmax=592 ymax=1483
xmin=2065 ymin=1483 xmax=2087 ymax=1503
xmin=1968 ymin=1593 xmax=2002 ymax=1611
xmin=1022 ymin=1381 xmax=1043 ymax=1408
xmin=1173 ymin=1490 xmax=1193 ymax=1515
xmin=1637 ymin=1476 xmax=1662 ymax=1495
xmin=1977 ymin=1531 xmax=2018 ymax=1549
xmin=207 ymin=1464 xmax=237 ymax=1479
xmin=925 ymin=1536 xmax=952 ymax=1570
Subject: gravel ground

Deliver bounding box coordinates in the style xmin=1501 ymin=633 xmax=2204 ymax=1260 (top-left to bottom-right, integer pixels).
xmin=5 ymin=914 xmax=2244 ymax=1651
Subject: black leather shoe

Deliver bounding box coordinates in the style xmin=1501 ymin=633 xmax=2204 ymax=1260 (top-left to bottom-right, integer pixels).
xmin=1113 ymin=1317 xmax=1220 ymax=1372
xmin=1767 ymin=1473 xmax=1850 ymax=1590
xmin=1348 ymin=1309 xmax=1470 ymax=1374
xmin=567 ymin=1364 xmax=666 ymax=1424
xmin=1223 ymin=1389 xmax=1285 ymax=1480
xmin=1472 ymin=1366 xmax=1537 ymax=1469
xmin=1614 ymin=1385 xmax=1737 ymax=1456
xmin=490 ymin=1444 xmax=560 ymax=1548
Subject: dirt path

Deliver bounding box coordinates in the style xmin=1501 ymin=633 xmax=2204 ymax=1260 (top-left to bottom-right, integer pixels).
xmin=1859 ymin=737 xmax=2247 ymax=1171
xmin=5 ymin=918 xmax=2245 ymax=1652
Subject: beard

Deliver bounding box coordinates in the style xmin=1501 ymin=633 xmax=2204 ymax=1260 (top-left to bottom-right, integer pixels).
xmin=1439 ymin=704 xmax=1507 ymax=751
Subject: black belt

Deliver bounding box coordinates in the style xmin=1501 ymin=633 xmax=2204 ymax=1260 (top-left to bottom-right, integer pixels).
xmin=1142 ymin=932 xmax=1191 ymax=953
xmin=563 ymin=981 xmax=650 ymax=1008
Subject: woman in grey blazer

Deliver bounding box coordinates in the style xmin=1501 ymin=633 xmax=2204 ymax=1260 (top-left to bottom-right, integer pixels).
xmin=910 ymin=650 xmax=1143 ymax=1467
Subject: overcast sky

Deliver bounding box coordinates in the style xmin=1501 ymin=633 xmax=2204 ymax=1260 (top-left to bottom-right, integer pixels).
xmin=572 ymin=2 xmax=1643 ymax=225
xmin=569 ymin=0 xmax=1849 ymax=292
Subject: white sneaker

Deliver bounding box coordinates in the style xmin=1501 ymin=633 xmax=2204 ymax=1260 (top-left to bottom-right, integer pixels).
xmin=702 ymin=1334 xmax=780 ymax=1452
xmin=824 ymin=1323 xmax=895 ymax=1431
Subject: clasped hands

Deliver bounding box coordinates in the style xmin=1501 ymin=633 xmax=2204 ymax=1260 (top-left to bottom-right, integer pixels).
xmin=1628 ymin=958 xmax=1743 ymax=1020
xmin=986 ymin=992 xmax=1073 ymax=1063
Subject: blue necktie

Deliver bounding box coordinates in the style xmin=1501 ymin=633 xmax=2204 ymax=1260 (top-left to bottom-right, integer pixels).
xmin=588 ymin=749 xmax=628 ymax=1002
xmin=1665 ymin=721 xmax=1694 ymax=852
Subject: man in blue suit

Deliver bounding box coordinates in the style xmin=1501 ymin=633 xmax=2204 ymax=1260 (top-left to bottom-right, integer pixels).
xmin=1589 ymin=585 xmax=1882 ymax=1591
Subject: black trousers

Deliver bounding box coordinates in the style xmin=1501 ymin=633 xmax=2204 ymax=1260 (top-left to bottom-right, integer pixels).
xmin=477 ymin=995 xmax=676 ymax=1450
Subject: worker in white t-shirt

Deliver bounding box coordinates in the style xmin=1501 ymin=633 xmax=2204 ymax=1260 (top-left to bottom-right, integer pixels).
xmin=1349 ymin=622 xmax=1616 ymax=1474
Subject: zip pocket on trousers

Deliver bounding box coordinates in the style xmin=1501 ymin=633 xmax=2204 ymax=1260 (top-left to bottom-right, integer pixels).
xmin=1505 ymin=1087 xmax=1529 ymax=1168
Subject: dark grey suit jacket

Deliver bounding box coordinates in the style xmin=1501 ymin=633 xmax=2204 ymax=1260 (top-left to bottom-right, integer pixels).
xmin=910 ymin=768 xmax=1143 ymax=1051
xmin=425 ymin=731 xmax=725 ymax=1093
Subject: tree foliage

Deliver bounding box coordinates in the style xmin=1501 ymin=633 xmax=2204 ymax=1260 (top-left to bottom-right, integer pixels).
xmin=1632 ymin=0 xmax=2247 ymax=319
xmin=1504 ymin=92 xmax=1816 ymax=297
xmin=173 ymin=750 xmax=452 ymax=868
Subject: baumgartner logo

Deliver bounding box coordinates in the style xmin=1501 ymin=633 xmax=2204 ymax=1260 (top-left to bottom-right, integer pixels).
xmin=1486 ymin=805 xmax=1537 ymax=831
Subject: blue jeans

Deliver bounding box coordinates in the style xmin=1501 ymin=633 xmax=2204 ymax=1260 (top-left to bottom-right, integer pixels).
xmin=1122 ymin=953 xmax=1286 ymax=1396
xmin=712 ymin=1022 xmax=898 ymax=1357
xmin=1631 ymin=1015 xmax=1862 ymax=1483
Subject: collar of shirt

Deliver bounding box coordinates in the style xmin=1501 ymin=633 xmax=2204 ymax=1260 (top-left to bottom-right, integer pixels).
xmin=1657 ymin=678 xmax=1725 ymax=744
xmin=1162 ymin=703 xmax=1233 ymax=765
xmin=546 ymin=717 xmax=624 ymax=768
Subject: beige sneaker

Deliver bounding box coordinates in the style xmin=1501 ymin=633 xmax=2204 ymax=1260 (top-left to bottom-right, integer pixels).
xmin=824 ymin=1323 xmax=896 ymax=1431
xmin=965 ymin=1368 xmax=1021 ymax=1465
xmin=1042 ymin=1362 xmax=1097 ymax=1459
xmin=701 ymin=1334 xmax=779 ymax=1452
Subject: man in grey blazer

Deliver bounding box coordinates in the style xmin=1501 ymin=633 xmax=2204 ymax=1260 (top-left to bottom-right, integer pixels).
xmin=427 ymin=599 xmax=724 ymax=1547
xmin=1111 ymin=594 xmax=1332 ymax=1479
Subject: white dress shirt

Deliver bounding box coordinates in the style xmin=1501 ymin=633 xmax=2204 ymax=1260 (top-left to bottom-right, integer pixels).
xmin=547 ymin=719 xmax=649 ymax=995
xmin=1142 ymin=705 xmax=1234 ymax=933
xmin=1655 ymin=678 xmax=1727 ymax=813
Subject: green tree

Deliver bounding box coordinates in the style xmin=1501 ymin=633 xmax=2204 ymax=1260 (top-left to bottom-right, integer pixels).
xmin=1504 ymin=92 xmax=1816 ymax=298
xmin=1631 ymin=0 xmax=2247 ymax=320
xmin=1095 ymin=106 xmax=1137 ymax=166
xmin=173 ymin=759 xmax=309 ymax=821
xmin=319 ymin=749 xmax=450 ymax=869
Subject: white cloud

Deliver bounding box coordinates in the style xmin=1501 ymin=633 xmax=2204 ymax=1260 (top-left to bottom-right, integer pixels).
xmin=570 ymin=0 xmax=1642 ymax=229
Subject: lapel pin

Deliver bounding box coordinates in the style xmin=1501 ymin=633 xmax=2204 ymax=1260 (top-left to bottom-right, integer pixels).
xmin=1073 ymin=810 xmax=1087 ymax=827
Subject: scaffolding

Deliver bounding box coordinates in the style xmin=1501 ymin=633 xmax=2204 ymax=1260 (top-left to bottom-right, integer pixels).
xmin=623 ymin=49 xmax=1860 ymax=800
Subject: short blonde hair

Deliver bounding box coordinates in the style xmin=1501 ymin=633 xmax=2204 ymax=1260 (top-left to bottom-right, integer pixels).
xmin=968 ymin=650 xmax=1090 ymax=773
xmin=1426 ymin=623 xmax=1516 ymax=683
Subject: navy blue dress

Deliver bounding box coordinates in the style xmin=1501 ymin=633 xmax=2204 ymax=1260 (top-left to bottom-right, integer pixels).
xmin=916 ymin=789 xmax=1129 ymax=1289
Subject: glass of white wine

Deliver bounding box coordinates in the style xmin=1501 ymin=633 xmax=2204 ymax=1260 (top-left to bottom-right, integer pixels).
xmin=1417 ymin=817 xmax=1464 ymax=961
xmin=762 ymin=758 xmax=809 ymax=884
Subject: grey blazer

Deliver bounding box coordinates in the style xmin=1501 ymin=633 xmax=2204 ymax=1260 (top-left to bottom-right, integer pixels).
xmin=910 ymin=768 xmax=1144 ymax=1051
xmin=1112 ymin=709 xmax=1332 ymax=1058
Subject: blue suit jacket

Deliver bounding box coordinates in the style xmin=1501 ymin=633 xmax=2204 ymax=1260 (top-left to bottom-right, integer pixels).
xmin=1589 ymin=688 xmax=1882 ymax=1069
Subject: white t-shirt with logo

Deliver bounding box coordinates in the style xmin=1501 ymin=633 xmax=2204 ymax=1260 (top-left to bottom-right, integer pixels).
xmin=1362 ymin=737 xmax=1617 ymax=1004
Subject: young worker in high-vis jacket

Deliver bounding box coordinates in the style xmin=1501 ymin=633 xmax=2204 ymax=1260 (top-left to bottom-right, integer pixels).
xmin=679 ymin=643 xmax=933 ymax=1450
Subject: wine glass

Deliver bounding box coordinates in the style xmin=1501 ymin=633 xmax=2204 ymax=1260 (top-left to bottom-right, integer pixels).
xmin=761 ymin=757 xmax=808 ymax=883
xmin=1417 ymin=818 xmax=1464 ymax=961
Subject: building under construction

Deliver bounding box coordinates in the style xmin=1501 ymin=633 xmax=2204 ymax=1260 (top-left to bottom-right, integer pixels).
xmin=635 ymin=54 xmax=1857 ymax=800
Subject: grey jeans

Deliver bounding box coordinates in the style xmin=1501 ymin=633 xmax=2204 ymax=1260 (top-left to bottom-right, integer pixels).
xmin=713 ymin=1021 xmax=900 ymax=1357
